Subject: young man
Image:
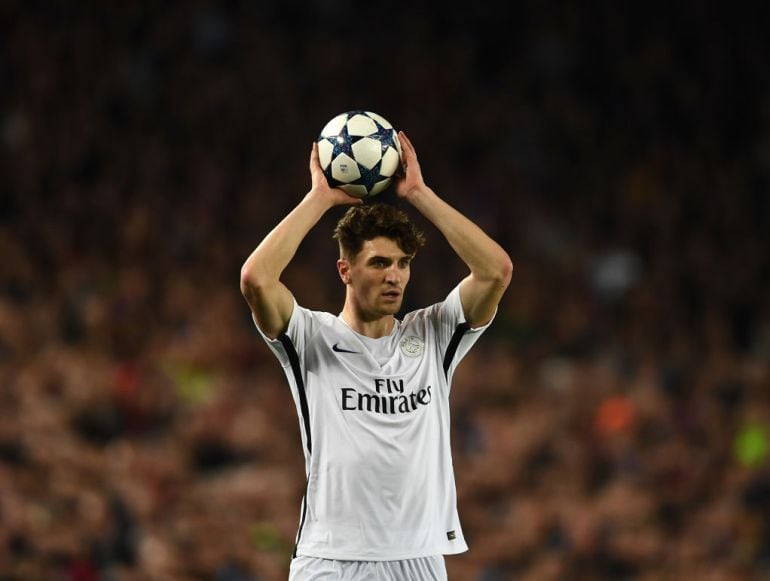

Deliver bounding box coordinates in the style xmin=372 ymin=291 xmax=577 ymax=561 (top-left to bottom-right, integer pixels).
xmin=240 ymin=131 xmax=512 ymax=580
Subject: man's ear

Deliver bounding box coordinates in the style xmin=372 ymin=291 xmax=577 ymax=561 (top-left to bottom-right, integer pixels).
xmin=337 ymin=258 xmax=351 ymax=284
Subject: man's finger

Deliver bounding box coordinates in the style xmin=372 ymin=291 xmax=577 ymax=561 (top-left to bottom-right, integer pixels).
xmin=312 ymin=141 xmax=326 ymax=172
xmin=399 ymin=131 xmax=413 ymax=151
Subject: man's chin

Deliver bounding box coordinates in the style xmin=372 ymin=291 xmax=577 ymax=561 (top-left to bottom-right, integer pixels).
xmin=379 ymin=300 xmax=402 ymax=315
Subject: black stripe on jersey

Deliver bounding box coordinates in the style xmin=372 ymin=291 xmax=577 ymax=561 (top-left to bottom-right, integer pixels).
xmin=278 ymin=333 xmax=312 ymax=455
xmin=292 ymin=486 xmax=309 ymax=558
xmin=443 ymin=322 xmax=471 ymax=378
xmin=277 ymin=333 xmax=311 ymax=558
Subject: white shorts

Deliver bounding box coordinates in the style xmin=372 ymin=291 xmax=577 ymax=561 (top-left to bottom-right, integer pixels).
xmin=289 ymin=555 xmax=447 ymax=581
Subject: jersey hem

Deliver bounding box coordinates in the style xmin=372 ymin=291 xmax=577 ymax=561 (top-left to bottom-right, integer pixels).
xmin=295 ymin=545 xmax=468 ymax=562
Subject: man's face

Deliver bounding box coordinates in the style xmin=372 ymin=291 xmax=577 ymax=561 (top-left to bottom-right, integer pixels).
xmin=338 ymin=236 xmax=412 ymax=319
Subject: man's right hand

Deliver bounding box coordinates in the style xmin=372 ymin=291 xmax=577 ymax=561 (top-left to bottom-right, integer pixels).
xmin=309 ymin=142 xmax=363 ymax=206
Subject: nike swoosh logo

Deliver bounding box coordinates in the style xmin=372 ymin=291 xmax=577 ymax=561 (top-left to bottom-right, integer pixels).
xmin=332 ymin=343 xmax=360 ymax=354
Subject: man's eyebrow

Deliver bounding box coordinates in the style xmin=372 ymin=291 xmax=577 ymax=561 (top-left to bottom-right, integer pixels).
xmin=366 ymin=254 xmax=411 ymax=263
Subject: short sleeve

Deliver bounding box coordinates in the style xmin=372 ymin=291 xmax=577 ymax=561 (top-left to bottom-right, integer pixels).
xmin=430 ymin=284 xmax=496 ymax=381
xmin=253 ymin=298 xmax=318 ymax=368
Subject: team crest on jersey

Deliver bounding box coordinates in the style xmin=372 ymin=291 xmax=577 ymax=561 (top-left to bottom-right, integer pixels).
xmin=399 ymin=335 xmax=424 ymax=357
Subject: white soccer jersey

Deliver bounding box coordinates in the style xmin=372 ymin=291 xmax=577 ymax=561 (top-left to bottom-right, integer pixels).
xmin=255 ymin=284 xmax=493 ymax=561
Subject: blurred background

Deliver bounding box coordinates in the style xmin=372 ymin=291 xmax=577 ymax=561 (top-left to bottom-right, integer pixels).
xmin=2 ymin=1 xmax=770 ymax=579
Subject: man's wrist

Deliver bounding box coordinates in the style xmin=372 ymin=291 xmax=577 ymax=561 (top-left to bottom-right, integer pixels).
xmin=305 ymin=188 xmax=338 ymax=211
xmin=403 ymin=184 xmax=435 ymax=205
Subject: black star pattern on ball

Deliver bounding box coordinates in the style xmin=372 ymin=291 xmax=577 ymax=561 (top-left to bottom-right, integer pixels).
xmin=331 ymin=122 xmax=355 ymax=157
xmin=356 ymin=159 xmax=386 ymax=192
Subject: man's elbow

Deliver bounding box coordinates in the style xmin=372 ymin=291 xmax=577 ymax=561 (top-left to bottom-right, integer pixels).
xmin=240 ymin=264 xmax=262 ymax=298
xmin=501 ymin=254 xmax=514 ymax=284
xmin=490 ymin=253 xmax=513 ymax=288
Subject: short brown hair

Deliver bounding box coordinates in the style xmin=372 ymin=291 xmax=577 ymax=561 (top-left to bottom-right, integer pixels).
xmin=333 ymin=203 xmax=425 ymax=260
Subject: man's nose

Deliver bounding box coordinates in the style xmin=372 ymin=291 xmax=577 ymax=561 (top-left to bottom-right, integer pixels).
xmin=385 ymin=267 xmax=399 ymax=283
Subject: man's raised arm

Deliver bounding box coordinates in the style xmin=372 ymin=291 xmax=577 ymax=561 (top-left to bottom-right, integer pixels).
xmin=394 ymin=131 xmax=513 ymax=328
xmin=240 ymin=143 xmax=361 ymax=338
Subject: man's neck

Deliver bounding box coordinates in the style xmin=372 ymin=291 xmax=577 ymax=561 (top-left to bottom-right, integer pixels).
xmin=339 ymin=305 xmax=395 ymax=339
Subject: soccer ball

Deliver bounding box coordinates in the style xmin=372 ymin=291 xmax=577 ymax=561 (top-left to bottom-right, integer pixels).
xmin=317 ymin=111 xmax=402 ymax=198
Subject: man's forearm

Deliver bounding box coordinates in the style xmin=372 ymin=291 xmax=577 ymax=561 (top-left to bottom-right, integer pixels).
xmin=406 ymin=186 xmax=511 ymax=282
xmin=241 ymin=192 xmax=334 ymax=285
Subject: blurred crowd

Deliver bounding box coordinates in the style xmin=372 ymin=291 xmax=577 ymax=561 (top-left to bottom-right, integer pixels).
xmin=2 ymin=1 xmax=770 ymax=579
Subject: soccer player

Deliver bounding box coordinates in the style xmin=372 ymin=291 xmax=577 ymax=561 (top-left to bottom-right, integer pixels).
xmin=240 ymin=131 xmax=512 ymax=580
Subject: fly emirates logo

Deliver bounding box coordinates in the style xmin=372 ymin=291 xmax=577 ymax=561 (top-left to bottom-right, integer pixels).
xmin=341 ymin=378 xmax=432 ymax=415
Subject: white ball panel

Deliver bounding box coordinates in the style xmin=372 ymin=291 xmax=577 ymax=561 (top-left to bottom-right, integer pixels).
xmin=366 ymin=112 xmax=392 ymax=129
xmin=331 ymin=153 xmax=361 ymax=183
xmin=320 ymin=113 xmax=348 ymax=137
xmin=317 ymin=139 xmax=334 ymax=169
xmin=379 ymin=146 xmax=401 ymax=177
xmin=340 ymin=184 xmax=369 ymax=198
xmin=351 ymin=137 xmax=382 ymax=169
xmin=346 ymin=114 xmax=377 ymax=136
xmin=369 ymin=179 xmax=391 ymax=196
